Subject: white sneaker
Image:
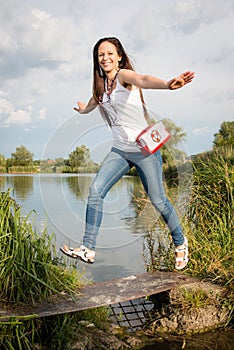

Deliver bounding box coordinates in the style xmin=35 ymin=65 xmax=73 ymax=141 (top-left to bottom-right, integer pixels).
xmin=60 ymin=244 xmax=95 ymax=264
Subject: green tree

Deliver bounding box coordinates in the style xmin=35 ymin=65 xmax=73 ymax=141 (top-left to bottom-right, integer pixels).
xmin=11 ymin=145 xmax=34 ymax=166
xmin=0 ymin=154 xmax=6 ymax=166
xmin=213 ymin=121 xmax=234 ymax=148
xmin=54 ymin=157 xmax=65 ymax=166
xmin=68 ymin=145 xmax=91 ymax=168
xmin=161 ymin=118 xmax=187 ymax=164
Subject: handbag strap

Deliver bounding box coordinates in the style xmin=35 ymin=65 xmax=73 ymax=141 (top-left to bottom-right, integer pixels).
xmin=139 ymin=89 xmax=154 ymax=125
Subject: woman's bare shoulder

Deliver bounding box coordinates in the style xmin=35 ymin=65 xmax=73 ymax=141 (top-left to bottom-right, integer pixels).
xmin=118 ymin=69 xmax=139 ymax=87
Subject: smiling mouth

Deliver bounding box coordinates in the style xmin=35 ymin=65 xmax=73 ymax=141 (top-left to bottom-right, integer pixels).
xmin=101 ymin=63 xmax=113 ymax=70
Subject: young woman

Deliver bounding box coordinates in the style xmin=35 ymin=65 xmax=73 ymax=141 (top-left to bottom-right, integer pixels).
xmin=60 ymin=37 xmax=195 ymax=270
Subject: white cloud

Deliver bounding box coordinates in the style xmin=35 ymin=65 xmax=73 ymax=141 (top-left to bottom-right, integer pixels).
xmin=22 ymin=8 xmax=74 ymax=61
xmin=0 ymin=28 xmax=17 ymax=54
xmin=0 ymin=97 xmax=32 ymax=127
xmin=0 ymin=6 xmax=82 ymax=80
xmin=37 ymin=108 xmax=46 ymax=120
xmin=206 ymin=46 xmax=234 ymax=65
xmin=0 ymin=90 xmax=8 ymax=97
xmin=171 ymin=0 xmax=234 ymax=34
xmin=4 ymin=109 xmax=32 ymax=126
xmin=0 ymin=98 xmax=14 ymax=116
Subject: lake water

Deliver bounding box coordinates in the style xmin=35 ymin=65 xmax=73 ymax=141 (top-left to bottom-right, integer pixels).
xmin=0 ymin=173 xmax=149 ymax=282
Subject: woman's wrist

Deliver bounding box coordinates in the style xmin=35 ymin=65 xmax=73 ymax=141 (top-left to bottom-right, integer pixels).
xmin=167 ymin=77 xmax=185 ymax=90
xmin=166 ymin=81 xmax=172 ymax=89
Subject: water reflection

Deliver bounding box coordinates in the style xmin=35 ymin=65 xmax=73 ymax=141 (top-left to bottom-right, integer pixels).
xmin=4 ymin=175 xmax=34 ymax=199
xmin=65 ymin=175 xmax=92 ymax=200
xmin=140 ymin=330 xmax=234 ymax=350
xmin=63 ymin=174 xmax=145 ymax=233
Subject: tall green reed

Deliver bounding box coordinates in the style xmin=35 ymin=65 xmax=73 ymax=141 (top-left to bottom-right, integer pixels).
xmin=0 ymin=189 xmax=82 ymax=303
xmin=140 ymin=147 xmax=233 ymax=286
xmin=186 ymin=148 xmax=233 ymax=285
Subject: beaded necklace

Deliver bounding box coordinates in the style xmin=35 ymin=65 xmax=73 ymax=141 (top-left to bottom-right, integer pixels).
xmin=106 ymin=72 xmax=118 ymax=96
xmin=99 ymin=72 xmax=118 ymax=104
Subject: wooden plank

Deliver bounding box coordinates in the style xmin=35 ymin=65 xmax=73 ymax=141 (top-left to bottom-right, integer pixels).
xmin=0 ymin=271 xmax=197 ymax=321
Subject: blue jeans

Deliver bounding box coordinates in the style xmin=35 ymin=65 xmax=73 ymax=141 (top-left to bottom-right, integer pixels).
xmin=83 ymin=147 xmax=185 ymax=249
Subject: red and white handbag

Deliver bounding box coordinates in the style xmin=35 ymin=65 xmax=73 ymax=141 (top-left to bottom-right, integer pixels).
xmin=136 ymin=121 xmax=171 ymax=155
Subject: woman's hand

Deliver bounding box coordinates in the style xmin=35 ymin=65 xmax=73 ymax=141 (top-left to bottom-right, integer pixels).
xmin=73 ymin=101 xmax=87 ymax=114
xmin=168 ymin=71 xmax=195 ymax=90
xmin=73 ymin=97 xmax=98 ymax=114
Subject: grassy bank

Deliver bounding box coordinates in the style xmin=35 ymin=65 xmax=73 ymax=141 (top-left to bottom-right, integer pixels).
xmin=186 ymin=147 xmax=233 ymax=285
xmin=143 ymin=147 xmax=233 ymax=283
xmin=142 ymin=147 xmax=233 ymax=325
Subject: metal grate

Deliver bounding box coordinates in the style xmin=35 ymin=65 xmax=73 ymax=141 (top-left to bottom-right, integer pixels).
xmin=109 ymin=297 xmax=154 ymax=332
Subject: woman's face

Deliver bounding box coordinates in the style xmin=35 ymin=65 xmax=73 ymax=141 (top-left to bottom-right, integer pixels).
xmin=98 ymin=41 xmax=121 ymax=74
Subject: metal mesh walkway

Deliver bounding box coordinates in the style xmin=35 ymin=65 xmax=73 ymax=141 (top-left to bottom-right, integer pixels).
xmin=110 ymin=297 xmax=154 ymax=332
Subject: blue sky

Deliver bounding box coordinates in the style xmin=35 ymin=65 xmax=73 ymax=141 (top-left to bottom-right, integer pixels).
xmin=0 ymin=0 xmax=234 ymax=162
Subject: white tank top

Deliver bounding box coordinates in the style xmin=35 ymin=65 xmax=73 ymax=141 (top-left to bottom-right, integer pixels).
xmin=101 ymin=77 xmax=148 ymax=152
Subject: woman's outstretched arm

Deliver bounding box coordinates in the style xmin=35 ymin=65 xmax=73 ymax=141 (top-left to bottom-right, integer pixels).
xmin=118 ymin=69 xmax=195 ymax=90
